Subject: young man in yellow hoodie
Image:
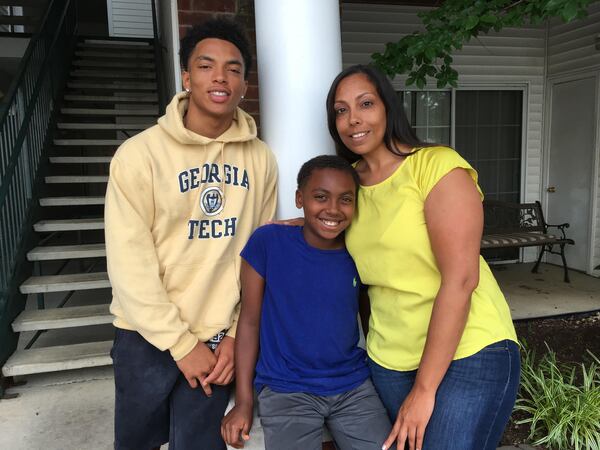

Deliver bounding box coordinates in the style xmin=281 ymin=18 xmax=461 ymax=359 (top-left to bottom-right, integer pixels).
xmin=105 ymin=17 xmax=277 ymax=450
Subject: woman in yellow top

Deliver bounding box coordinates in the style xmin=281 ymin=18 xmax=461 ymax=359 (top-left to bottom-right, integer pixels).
xmin=325 ymin=65 xmax=520 ymax=450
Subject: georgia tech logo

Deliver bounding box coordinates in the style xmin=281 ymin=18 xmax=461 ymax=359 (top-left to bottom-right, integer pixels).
xmin=200 ymin=186 xmax=224 ymax=216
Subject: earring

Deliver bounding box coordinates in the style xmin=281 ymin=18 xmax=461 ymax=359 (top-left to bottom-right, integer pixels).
xmin=241 ymin=95 xmax=245 ymax=99
xmin=185 ymin=88 xmax=190 ymax=93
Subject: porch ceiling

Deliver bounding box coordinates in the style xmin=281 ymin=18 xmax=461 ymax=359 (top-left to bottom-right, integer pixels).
xmin=343 ymin=0 xmax=444 ymax=5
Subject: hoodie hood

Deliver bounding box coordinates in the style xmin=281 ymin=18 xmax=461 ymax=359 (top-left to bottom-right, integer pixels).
xmin=157 ymin=92 xmax=257 ymax=145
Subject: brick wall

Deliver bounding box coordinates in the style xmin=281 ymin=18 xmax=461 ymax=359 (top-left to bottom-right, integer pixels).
xmin=177 ymin=0 xmax=261 ymax=129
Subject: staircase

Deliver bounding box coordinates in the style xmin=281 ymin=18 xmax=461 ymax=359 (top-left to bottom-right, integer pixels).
xmin=0 ymin=0 xmax=49 ymax=34
xmin=2 ymin=37 xmax=159 ymax=377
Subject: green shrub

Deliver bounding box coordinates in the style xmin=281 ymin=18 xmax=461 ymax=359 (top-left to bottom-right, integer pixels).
xmin=515 ymin=344 xmax=600 ymax=450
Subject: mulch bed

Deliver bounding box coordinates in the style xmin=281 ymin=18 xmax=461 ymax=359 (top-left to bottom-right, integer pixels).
xmin=499 ymin=311 xmax=600 ymax=448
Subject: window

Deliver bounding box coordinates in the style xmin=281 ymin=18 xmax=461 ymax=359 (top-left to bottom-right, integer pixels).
xmin=401 ymin=91 xmax=451 ymax=145
xmin=399 ymin=88 xmax=524 ymax=261
xmin=455 ymin=90 xmax=522 ymax=203
xmin=399 ymin=89 xmax=523 ymax=203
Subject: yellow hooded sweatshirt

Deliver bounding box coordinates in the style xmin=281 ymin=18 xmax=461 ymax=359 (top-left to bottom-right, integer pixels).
xmin=105 ymin=93 xmax=278 ymax=361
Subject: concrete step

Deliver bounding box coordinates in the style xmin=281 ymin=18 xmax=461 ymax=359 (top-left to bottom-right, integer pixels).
xmin=0 ymin=0 xmax=48 ymax=6
xmin=64 ymin=94 xmax=157 ymax=103
xmin=50 ymin=156 xmax=112 ymax=164
xmin=0 ymin=15 xmax=39 ymax=26
xmin=74 ymin=50 xmax=154 ymax=59
xmin=61 ymin=107 xmax=158 ymax=116
xmin=67 ymin=81 xmax=157 ymax=90
xmin=70 ymin=70 xmax=156 ymax=79
xmin=40 ymin=196 xmax=105 ymax=207
xmin=12 ymin=304 xmax=112 ymax=332
xmin=34 ymin=218 xmax=104 ymax=232
xmin=81 ymin=39 xmax=152 ymax=48
xmin=45 ymin=175 xmax=108 ymax=184
xmin=20 ymin=272 xmax=110 ymax=294
xmin=27 ymin=243 xmax=106 ymax=261
xmin=54 ymin=138 xmax=125 ymax=146
xmin=1 ymin=340 xmax=113 ymax=377
xmin=57 ymin=122 xmax=152 ymax=130
xmin=74 ymin=60 xmax=155 ymax=69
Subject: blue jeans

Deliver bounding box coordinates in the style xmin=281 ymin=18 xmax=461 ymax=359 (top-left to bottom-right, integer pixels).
xmin=368 ymin=340 xmax=520 ymax=450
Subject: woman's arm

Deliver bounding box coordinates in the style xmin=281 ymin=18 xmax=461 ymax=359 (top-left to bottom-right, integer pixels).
xmin=221 ymin=259 xmax=265 ymax=448
xmin=383 ymin=167 xmax=483 ymax=450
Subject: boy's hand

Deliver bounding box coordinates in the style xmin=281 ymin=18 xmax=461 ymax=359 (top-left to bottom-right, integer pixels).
xmin=175 ymin=341 xmax=217 ymax=396
xmin=221 ymin=403 xmax=253 ymax=448
xmin=204 ymin=336 xmax=235 ymax=386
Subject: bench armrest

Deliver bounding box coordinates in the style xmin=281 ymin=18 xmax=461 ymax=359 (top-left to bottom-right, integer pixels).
xmin=546 ymin=222 xmax=570 ymax=239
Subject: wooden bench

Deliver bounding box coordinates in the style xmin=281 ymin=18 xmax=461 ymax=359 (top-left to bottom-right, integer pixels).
xmin=481 ymin=200 xmax=575 ymax=282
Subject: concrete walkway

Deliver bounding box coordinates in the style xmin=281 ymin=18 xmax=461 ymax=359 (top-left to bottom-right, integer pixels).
xmin=1 ymin=262 xmax=598 ymax=449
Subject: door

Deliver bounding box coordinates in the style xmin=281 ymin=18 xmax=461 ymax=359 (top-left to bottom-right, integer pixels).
xmin=546 ymin=76 xmax=597 ymax=272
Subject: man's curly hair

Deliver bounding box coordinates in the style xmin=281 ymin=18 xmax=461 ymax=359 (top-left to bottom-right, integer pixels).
xmin=179 ymin=16 xmax=252 ymax=79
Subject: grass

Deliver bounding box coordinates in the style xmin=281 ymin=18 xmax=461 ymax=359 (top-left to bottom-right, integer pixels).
xmin=515 ymin=343 xmax=600 ymax=450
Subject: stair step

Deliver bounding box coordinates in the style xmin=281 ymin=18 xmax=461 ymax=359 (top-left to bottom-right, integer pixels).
xmin=54 ymin=139 xmax=125 ymax=146
xmin=57 ymin=122 xmax=152 ymax=130
xmin=20 ymin=272 xmax=110 ymax=294
xmin=81 ymin=38 xmax=152 ymax=47
xmin=71 ymin=70 xmax=156 ymax=79
xmin=2 ymin=340 xmax=113 ymax=377
xmin=28 ymin=243 xmax=106 ymax=261
xmin=50 ymin=156 xmax=112 ymax=164
xmin=74 ymin=60 xmax=155 ymax=69
xmin=67 ymin=81 xmax=157 ymax=90
xmin=45 ymin=175 xmax=108 ymax=184
xmin=64 ymin=94 xmax=157 ymax=103
xmin=0 ymin=15 xmax=39 ymax=26
xmin=77 ymin=43 xmax=153 ymax=52
xmin=12 ymin=304 xmax=112 ymax=332
xmin=0 ymin=0 xmax=48 ymax=6
xmin=40 ymin=196 xmax=105 ymax=206
xmin=61 ymin=107 xmax=158 ymax=116
xmin=75 ymin=50 xmax=154 ymax=59
xmin=34 ymin=218 xmax=104 ymax=232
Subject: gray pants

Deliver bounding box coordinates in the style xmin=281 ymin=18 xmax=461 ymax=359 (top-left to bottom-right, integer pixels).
xmin=257 ymin=379 xmax=393 ymax=450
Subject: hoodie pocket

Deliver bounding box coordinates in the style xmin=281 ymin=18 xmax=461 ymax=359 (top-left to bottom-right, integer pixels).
xmin=162 ymin=257 xmax=241 ymax=330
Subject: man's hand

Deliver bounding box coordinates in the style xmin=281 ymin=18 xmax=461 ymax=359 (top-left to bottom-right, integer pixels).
xmin=204 ymin=335 xmax=235 ymax=386
xmin=175 ymin=341 xmax=217 ymax=396
xmin=221 ymin=402 xmax=253 ymax=448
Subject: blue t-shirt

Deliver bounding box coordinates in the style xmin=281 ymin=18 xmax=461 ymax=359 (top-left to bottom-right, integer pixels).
xmin=240 ymin=224 xmax=369 ymax=396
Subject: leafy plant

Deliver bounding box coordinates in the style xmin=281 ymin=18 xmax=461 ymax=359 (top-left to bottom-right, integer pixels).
xmin=515 ymin=343 xmax=600 ymax=450
xmin=372 ymin=0 xmax=598 ymax=88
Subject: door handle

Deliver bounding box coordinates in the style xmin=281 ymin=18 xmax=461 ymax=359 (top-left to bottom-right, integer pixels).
xmin=547 ymin=186 xmax=556 ymax=193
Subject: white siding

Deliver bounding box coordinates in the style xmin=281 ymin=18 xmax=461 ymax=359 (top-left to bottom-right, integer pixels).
xmin=547 ymin=3 xmax=600 ymax=273
xmin=107 ymin=0 xmax=154 ymax=38
xmin=547 ymin=3 xmax=600 ymax=76
xmin=341 ymin=3 xmax=545 ymax=201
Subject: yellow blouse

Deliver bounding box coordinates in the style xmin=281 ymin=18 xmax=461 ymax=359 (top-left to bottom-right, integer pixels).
xmin=346 ymin=146 xmax=517 ymax=371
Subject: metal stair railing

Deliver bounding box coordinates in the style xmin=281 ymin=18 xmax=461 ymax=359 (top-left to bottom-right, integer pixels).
xmin=0 ymin=0 xmax=77 ymax=372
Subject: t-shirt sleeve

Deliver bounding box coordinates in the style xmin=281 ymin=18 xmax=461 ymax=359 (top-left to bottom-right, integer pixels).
xmin=413 ymin=146 xmax=484 ymax=201
xmin=240 ymin=225 xmax=270 ymax=279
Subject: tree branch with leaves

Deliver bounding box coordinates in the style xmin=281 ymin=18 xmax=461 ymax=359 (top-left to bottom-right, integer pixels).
xmin=372 ymin=0 xmax=598 ymax=88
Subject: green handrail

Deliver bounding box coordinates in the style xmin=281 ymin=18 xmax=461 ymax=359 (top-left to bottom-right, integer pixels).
xmin=0 ymin=0 xmax=77 ymax=371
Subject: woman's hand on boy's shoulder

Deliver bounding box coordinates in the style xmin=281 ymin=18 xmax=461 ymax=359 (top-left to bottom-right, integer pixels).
xmin=221 ymin=402 xmax=253 ymax=448
xmin=265 ymin=217 xmax=304 ymax=226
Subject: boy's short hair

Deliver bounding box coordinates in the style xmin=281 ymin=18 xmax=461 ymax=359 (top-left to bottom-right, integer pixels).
xmin=297 ymin=155 xmax=360 ymax=193
xmin=179 ymin=16 xmax=252 ymax=79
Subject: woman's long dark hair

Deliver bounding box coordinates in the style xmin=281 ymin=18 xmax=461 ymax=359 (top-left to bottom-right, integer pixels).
xmin=326 ymin=64 xmax=431 ymax=163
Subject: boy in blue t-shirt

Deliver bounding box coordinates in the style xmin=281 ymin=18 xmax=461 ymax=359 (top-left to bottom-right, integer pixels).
xmin=221 ymin=155 xmax=392 ymax=450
